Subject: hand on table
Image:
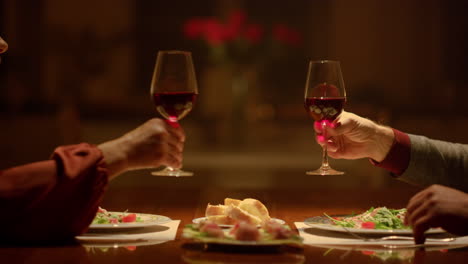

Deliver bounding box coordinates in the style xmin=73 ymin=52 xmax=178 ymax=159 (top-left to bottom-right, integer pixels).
xmin=405 ymin=184 xmax=468 ymax=244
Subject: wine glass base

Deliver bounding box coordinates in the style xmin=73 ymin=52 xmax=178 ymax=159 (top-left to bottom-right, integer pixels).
xmin=306 ymin=167 xmax=344 ymax=176
xmin=151 ymin=167 xmax=193 ymax=177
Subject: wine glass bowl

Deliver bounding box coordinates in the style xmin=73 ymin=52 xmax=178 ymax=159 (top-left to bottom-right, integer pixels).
xmin=150 ymin=50 xmax=198 ymax=177
xmin=304 ymin=60 xmax=346 ymax=175
xmin=152 ymin=92 xmax=197 ymax=122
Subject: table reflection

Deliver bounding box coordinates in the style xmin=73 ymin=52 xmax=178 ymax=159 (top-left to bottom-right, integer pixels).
xmin=309 ymin=244 xmax=468 ymax=263
xmin=82 ymin=240 xmax=168 ymax=256
xmin=181 ymin=242 xmax=305 ymax=264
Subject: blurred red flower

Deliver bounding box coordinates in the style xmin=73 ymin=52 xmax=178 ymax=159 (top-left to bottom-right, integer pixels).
xmin=273 ymin=24 xmax=303 ymax=47
xmin=203 ymin=19 xmax=227 ymax=46
xmin=244 ymin=24 xmax=263 ymax=44
xmin=183 ymin=18 xmax=205 ymax=39
xmin=183 ymin=9 xmax=263 ymax=46
xmin=183 ymin=9 xmax=302 ymax=64
xmin=225 ymin=10 xmax=247 ymax=41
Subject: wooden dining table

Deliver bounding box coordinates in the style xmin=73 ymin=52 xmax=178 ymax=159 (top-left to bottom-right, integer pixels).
xmin=1 ymin=172 xmax=468 ymax=264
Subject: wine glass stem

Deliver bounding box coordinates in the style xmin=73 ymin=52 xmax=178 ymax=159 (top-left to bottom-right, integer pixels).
xmin=166 ymin=118 xmax=181 ymax=172
xmin=321 ymin=121 xmax=330 ymax=169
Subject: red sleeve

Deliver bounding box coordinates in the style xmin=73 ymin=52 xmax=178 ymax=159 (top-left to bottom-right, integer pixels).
xmin=369 ymin=128 xmax=411 ymax=176
xmin=0 ymin=143 xmax=109 ymax=244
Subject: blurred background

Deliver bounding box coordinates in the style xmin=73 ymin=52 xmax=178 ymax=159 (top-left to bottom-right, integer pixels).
xmin=1 ymin=0 xmax=467 ymax=191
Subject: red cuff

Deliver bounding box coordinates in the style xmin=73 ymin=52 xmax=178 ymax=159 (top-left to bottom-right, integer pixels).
xmin=370 ymin=128 xmax=411 ymax=176
xmin=51 ymin=143 xmax=109 ymax=235
xmin=1 ymin=143 xmax=110 ymax=243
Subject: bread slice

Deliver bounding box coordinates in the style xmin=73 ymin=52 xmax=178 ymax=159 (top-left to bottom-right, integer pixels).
xmin=238 ymin=198 xmax=271 ymax=222
xmin=205 ymin=204 xmax=227 ymax=216
xmin=226 ymin=205 xmax=262 ymax=225
xmin=224 ymin=198 xmax=241 ymax=207
xmin=206 ymin=215 xmax=236 ymax=225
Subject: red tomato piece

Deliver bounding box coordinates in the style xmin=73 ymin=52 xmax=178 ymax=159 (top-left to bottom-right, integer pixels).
xmin=362 ymin=221 xmax=376 ymax=229
xmin=125 ymin=246 xmax=137 ymax=251
xmin=229 ymin=223 xmax=240 ymax=235
xmin=122 ymin=213 xmax=137 ymax=223
xmin=109 ymin=218 xmax=119 ymax=224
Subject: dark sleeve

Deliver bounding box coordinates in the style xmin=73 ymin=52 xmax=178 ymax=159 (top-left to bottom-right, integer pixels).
xmin=0 ymin=143 xmax=109 ymax=244
xmin=369 ymin=128 xmax=411 ymax=176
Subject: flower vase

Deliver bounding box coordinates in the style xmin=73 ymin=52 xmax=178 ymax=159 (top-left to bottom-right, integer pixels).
xmin=230 ymin=69 xmax=249 ymax=146
xmin=200 ymin=65 xmax=257 ymax=147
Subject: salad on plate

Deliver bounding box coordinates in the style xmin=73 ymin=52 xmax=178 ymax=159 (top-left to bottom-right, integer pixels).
xmin=92 ymin=207 xmax=142 ymax=224
xmin=304 ymin=206 xmax=448 ymax=234
xmin=325 ymin=207 xmax=409 ymax=230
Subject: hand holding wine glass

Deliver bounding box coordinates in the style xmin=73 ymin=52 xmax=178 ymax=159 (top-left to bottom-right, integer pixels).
xmin=304 ymin=60 xmax=346 ymax=175
xmin=150 ymin=50 xmax=198 ymax=177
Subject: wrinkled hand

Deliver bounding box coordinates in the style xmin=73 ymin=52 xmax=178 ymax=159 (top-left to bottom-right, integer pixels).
xmin=405 ymin=184 xmax=468 ymax=244
xmin=99 ymin=118 xmax=185 ymax=178
xmin=314 ymin=111 xmax=394 ymax=162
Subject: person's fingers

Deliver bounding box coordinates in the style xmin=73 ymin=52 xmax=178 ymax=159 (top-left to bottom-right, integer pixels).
xmin=406 ymin=200 xmax=430 ymax=227
xmin=315 ymin=134 xmax=326 ymax=145
xmin=315 ymin=120 xmax=339 ymax=133
xmin=405 ymin=190 xmax=430 ymax=225
xmin=165 ymin=123 xmax=186 ymax=142
xmin=327 ymin=150 xmax=341 ymax=159
xmin=325 ymin=119 xmax=351 ymax=137
xmin=166 ymin=152 xmax=182 ymax=169
xmin=325 ymin=139 xmax=339 ymax=153
xmin=157 ymin=148 xmax=182 ymax=168
xmin=315 ymin=135 xmax=338 ymax=152
xmin=165 ymin=134 xmax=184 ymax=153
xmin=412 ymin=215 xmax=431 ymax=244
xmin=170 ymin=142 xmax=184 ymax=157
xmin=314 ymin=121 xmax=323 ymax=133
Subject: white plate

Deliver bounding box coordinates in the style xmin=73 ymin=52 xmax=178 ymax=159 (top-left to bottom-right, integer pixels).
xmin=184 ymin=237 xmax=301 ymax=247
xmin=192 ymin=217 xmax=285 ymax=228
xmin=89 ymin=212 xmax=172 ymax=229
xmin=304 ymin=216 xmax=445 ymax=235
xmin=182 ymin=227 xmax=303 ymax=247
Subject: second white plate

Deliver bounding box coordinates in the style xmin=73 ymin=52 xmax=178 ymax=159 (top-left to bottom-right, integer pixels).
xmin=89 ymin=212 xmax=172 ymax=229
xmin=304 ymin=216 xmax=445 ymax=235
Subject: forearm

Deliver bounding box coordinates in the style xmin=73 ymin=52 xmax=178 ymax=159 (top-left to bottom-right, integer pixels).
xmin=98 ymin=137 xmax=129 ymax=180
xmin=0 ymin=160 xmax=57 ymax=198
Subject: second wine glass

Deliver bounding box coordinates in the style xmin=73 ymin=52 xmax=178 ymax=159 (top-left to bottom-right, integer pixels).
xmin=150 ymin=50 xmax=198 ymax=177
xmin=304 ymin=60 xmax=346 ymax=175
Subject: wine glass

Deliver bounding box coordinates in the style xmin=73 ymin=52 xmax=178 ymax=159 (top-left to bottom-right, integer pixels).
xmin=150 ymin=50 xmax=198 ymax=177
xmin=304 ymin=60 xmax=346 ymax=175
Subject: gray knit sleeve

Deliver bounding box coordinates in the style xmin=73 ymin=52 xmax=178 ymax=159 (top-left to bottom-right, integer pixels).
xmin=398 ymin=134 xmax=468 ymax=192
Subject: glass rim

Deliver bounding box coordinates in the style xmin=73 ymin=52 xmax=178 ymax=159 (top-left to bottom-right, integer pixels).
xmin=309 ymin=59 xmax=340 ymax=64
xmin=157 ymin=50 xmax=192 ymax=55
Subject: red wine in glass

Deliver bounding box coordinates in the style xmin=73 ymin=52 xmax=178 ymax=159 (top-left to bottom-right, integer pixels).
xmin=153 ymin=92 xmax=197 ymax=121
xmin=304 ymin=97 xmax=345 ymax=122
